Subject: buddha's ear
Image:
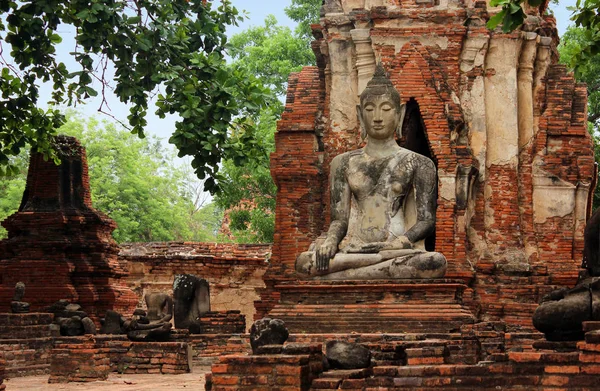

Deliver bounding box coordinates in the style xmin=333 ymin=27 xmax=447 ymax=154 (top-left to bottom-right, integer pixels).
xmin=357 ymin=104 xmax=367 ymax=141
xmin=396 ymin=103 xmax=407 ymax=139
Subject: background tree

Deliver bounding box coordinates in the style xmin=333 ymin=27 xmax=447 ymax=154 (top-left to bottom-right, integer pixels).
xmin=0 ymin=112 xmax=221 ymax=242
xmin=559 ymin=25 xmax=600 ymax=209
xmin=0 ymin=151 xmax=27 ymax=239
xmin=285 ymin=0 xmax=323 ymax=43
xmin=0 ymin=0 xmax=269 ymax=191
xmin=215 ymin=3 xmax=319 ymax=243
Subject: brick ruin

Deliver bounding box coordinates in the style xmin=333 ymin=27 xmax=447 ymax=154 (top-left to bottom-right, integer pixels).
xmin=3 ymin=0 xmax=600 ymax=389
xmin=205 ymin=0 xmax=600 ymax=389
xmin=0 ymin=136 xmax=138 ymax=320
xmin=259 ymin=0 xmax=596 ymax=331
xmin=0 ymin=139 xmax=268 ymax=380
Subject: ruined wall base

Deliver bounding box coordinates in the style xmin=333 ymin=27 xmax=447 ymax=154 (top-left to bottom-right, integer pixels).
xmin=266 ymin=280 xmax=475 ymax=333
xmin=205 ymin=322 xmax=600 ymax=390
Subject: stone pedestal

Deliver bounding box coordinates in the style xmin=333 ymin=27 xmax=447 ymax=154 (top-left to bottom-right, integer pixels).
xmin=266 ymin=280 xmax=475 ymax=333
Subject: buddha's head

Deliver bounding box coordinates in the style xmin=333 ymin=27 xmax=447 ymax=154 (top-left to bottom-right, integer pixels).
xmin=358 ymin=64 xmax=406 ymax=141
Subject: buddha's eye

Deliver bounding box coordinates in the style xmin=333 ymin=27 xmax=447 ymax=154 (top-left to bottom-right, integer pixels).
xmin=364 ymin=105 xmax=374 ymax=112
xmin=381 ymin=104 xmax=393 ymax=111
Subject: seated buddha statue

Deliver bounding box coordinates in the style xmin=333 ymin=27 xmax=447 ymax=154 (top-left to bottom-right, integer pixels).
xmin=296 ymin=64 xmax=447 ymax=280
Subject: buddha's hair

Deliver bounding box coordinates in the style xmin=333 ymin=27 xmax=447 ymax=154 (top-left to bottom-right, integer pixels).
xmin=360 ymin=63 xmax=402 ymax=108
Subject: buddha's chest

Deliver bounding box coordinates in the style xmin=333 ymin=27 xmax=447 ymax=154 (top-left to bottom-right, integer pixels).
xmin=346 ymin=154 xmax=414 ymax=200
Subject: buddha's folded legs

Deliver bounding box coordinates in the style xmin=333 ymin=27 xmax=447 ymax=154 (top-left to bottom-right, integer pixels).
xmin=296 ymin=249 xmax=447 ymax=280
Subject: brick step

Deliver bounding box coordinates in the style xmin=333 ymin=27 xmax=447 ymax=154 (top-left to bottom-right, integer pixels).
xmin=312 ymin=368 xmax=373 ymax=389
xmin=278 ymin=317 xmax=474 ymax=333
xmin=271 ymin=305 xmax=469 ymax=312
xmin=5 ymin=364 xmax=50 ymax=377
xmin=281 ymin=322 xmax=468 ymax=334
xmin=310 ymin=346 xmax=600 ymax=390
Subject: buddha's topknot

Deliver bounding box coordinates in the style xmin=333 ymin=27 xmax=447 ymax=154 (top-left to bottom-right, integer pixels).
xmin=360 ymin=63 xmax=402 ymax=108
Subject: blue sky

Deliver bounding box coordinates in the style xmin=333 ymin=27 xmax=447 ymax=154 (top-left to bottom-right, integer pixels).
xmin=41 ymin=1 xmax=577 ymax=142
xmin=228 ymin=0 xmax=295 ymax=35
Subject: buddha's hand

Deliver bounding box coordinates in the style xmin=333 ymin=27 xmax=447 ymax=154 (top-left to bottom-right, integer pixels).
xmin=351 ymin=236 xmax=413 ymax=253
xmin=316 ymin=239 xmax=337 ymax=272
xmin=387 ymin=236 xmax=413 ymax=250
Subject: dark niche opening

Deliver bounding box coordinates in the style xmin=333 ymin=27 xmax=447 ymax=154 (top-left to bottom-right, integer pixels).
xmin=399 ymin=98 xmax=437 ymax=252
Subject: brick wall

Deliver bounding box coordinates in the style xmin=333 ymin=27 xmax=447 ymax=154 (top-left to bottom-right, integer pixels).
xmin=49 ymin=336 xmax=110 ymax=383
xmin=0 ymin=355 xmax=5 ymax=391
xmin=207 ymin=344 xmax=323 ymax=391
xmin=174 ymin=334 xmax=251 ymax=366
xmin=192 ymin=311 xmax=246 ymax=334
xmin=0 ymin=313 xmax=56 ymax=377
xmin=48 ymin=335 xmax=191 ymax=382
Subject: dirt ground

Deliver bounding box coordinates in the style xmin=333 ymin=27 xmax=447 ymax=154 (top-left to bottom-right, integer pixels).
xmin=3 ymin=366 xmax=211 ymax=391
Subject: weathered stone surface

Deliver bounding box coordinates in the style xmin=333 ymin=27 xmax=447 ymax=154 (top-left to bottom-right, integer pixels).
xmin=58 ymin=316 xmax=85 ymax=336
xmin=584 ymin=208 xmax=600 ymax=277
xmin=173 ymin=274 xmax=210 ymax=329
xmin=65 ymin=303 xmax=82 ymax=313
xmin=325 ymin=340 xmax=371 ymax=369
xmin=258 ymin=0 xmax=595 ymax=331
xmin=249 ymin=318 xmax=289 ymax=354
xmin=126 ymin=322 xmax=172 ymax=342
xmin=10 ymin=301 xmax=29 ymax=314
xmin=144 ymin=292 xmax=173 ymax=322
xmin=47 ymin=300 xmax=89 ymax=323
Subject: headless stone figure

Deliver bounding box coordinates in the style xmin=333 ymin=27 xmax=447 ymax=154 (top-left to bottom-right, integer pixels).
xmin=296 ymin=64 xmax=447 ymax=280
xmin=121 ymin=293 xmax=174 ymax=341
xmin=144 ymin=292 xmax=173 ymax=323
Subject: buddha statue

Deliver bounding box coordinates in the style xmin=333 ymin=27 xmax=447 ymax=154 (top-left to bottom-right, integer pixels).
xmin=296 ymin=64 xmax=447 ymax=280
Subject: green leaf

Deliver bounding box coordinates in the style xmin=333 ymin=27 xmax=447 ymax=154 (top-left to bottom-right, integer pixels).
xmin=487 ymin=10 xmax=506 ymax=30
xmin=48 ymin=33 xmax=62 ymax=43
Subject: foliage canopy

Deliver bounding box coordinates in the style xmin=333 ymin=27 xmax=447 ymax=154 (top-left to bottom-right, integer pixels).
xmin=0 ymin=0 xmax=270 ymax=192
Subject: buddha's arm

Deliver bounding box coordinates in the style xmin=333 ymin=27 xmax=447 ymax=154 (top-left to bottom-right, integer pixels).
xmin=316 ymin=154 xmax=351 ymax=271
xmin=404 ymin=157 xmax=437 ymax=243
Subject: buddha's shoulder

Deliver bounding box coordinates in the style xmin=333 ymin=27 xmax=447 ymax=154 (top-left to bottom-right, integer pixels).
xmin=396 ymin=149 xmax=436 ymax=171
xmin=331 ymin=149 xmax=364 ymax=165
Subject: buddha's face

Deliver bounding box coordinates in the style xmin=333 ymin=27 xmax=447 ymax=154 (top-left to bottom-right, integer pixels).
xmin=360 ymin=93 xmax=402 ymax=141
